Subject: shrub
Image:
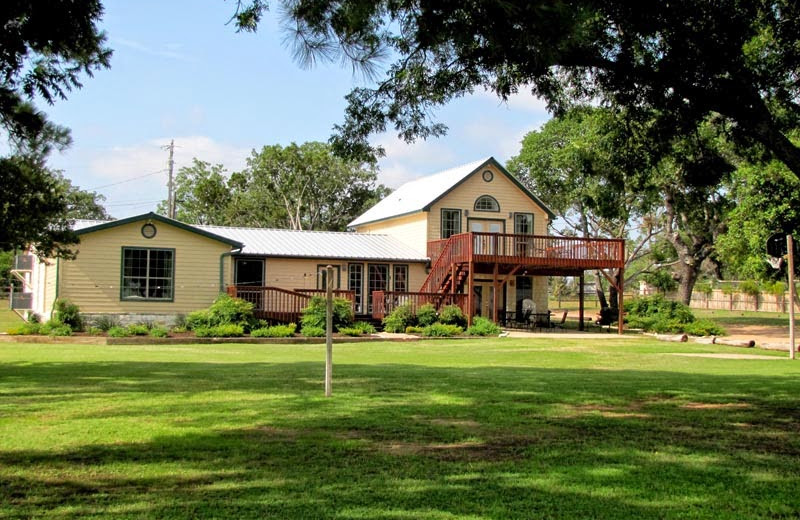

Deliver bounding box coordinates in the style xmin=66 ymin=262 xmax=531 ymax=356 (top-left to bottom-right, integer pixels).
xmin=405 ymin=325 xmax=425 ymax=334
xmin=439 ymin=305 xmax=467 ymax=328
xmin=186 ymin=310 xmax=212 ymax=330
xmin=86 ymin=326 xmax=104 ymax=336
xmin=422 ymin=323 xmax=463 ymax=337
xmin=251 ymin=323 xmax=297 ymax=338
xmin=382 ymin=303 xmax=415 ymax=333
xmin=207 ymin=294 xmax=256 ymax=331
xmin=172 ymin=313 xmax=188 ymax=329
xmin=171 ymin=325 xmax=188 ymax=334
xmin=52 ymin=298 xmax=83 ymax=331
xmin=301 ymin=296 xmax=354 ymax=331
xmin=7 ymin=322 xmax=41 ymax=335
xmin=149 ymin=327 xmax=169 ymax=338
xmin=467 ymin=316 xmax=502 ymax=336
xmin=194 ymin=324 xmax=244 ymax=338
xmin=91 ymin=314 xmax=120 ymax=332
xmin=763 ymin=280 xmax=787 ymax=297
xmin=694 ymin=281 xmax=714 ymax=297
xmin=739 ymin=280 xmax=761 ymax=297
xmin=127 ymin=324 xmax=149 ymax=336
xmin=186 ymin=294 xmax=257 ymax=332
xmin=684 ymin=319 xmax=726 ymax=337
xmin=40 ymin=321 xmax=72 ymax=336
xmin=416 ymin=303 xmax=438 ymax=326
xmin=338 ymin=326 xmax=365 ymax=336
xmin=625 ymin=295 xmax=694 ymax=324
xmin=352 ymin=321 xmax=376 ymax=334
xmin=107 ymin=326 xmax=130 ymax=338
xmin=300 ymin=325 xmax=325 ymax=337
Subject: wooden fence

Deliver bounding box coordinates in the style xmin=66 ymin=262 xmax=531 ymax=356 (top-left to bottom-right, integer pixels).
xmin=227 ymin=286 xmax=355 ymax=323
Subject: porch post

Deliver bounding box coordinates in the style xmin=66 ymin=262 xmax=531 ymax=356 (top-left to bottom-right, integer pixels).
xmin=467 ymin=261 xmax=475 ymax=327
xmin=492 ymin=262 xmax=499 ymax=323
xmin=451 ymin=264 xmax=457 ymax=294
xmin=579 ymin=272 xmax=585 ymax=332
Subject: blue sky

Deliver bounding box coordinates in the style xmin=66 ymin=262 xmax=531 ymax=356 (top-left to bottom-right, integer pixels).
xmin=40 ymin=0 xmax=552 ymax=218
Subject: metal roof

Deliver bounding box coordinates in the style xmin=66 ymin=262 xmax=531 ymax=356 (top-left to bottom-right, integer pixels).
xmin=348 ymin=156 xmax=555 ymax=227
xmin=71 ymin=215 xmax=428 ymax=261
xmin=195 ymin=225 xmax=429 ymax=261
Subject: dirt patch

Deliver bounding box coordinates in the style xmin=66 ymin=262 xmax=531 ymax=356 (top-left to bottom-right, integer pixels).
xmin=722 ymin=323 xmax=790 ymax=345
xmin=681 ymin=402 xmax=751 ymax=410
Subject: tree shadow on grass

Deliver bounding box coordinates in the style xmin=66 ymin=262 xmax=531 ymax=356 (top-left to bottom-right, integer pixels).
xmin=1 ymin=361 xmax=800 ymax=518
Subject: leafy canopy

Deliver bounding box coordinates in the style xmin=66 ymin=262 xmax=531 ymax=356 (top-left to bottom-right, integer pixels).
xmin=234 ymin=1 xmax=800 ymax=181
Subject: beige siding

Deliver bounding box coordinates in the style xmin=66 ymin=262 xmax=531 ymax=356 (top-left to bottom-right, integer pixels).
xmin=59 ymin=220 xmax=232 ymax=314
xmin=352 ymin=211 xmax=428 ymax=254
xmin=428 ymin=163 xmax=549 ymax=241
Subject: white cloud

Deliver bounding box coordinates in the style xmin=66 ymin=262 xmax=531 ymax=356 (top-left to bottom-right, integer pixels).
xmin=473 ymin=85 xmax=549 ymax=114
xmin=113 ymin=37 xmax=197 ymax=63
xmin=374 ymin=133 xmax=458 ymax=187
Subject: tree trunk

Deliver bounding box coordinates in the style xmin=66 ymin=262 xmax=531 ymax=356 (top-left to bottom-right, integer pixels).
xmin=675 ymin=260 xmax=699 ymax=306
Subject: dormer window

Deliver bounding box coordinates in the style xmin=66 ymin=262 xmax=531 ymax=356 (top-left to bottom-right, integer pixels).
xmin=474 ymin=195 xmax=500 ymax=212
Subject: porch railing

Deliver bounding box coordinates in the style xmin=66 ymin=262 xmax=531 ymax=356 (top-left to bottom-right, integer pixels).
xmin=371 ymin=290 xmax=468 ymax=320
xmin=468 ymin=232 xmax=624 ymax=267
xmin=226 ymin=286 xmax=355 ymax=323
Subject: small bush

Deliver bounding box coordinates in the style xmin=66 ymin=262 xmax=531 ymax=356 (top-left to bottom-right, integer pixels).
xmin=301 ymin=325 xmax=325 ymax=337
xmin=171 ymin=325 xmax=188 ymax=334
xmin=405 ymin=326 xmax=425 ymax=334
xmin=382 ymin=303 xmax=415 ymax=333
xmin=194 ymin=324 xmax=245 ymax=338
xmin=739 ymin=280 xmax=761 ymax=297
xmin=208 ymin=294 xmax=257 ymax=331
xmin=127 ymin=324 xmax=149 ymax=336
xmin=107 ymin=326 xmax=130 ymax=338
xmin=439 ymin=305 xmax=467 ymax=328
xmin=251 ymin=323 xmax=297 ymax=338
xmin=467 ymin=316 xmax=502 ymax=336
xmin=338 ymin=326 xmax=365 ymax=336
xmin=52 ymin=298 xmax=83 ymax=331
xmin=40 ymin=321 xmax=72 ymax=336
xmin=684 ymin=319 xmax=726 ymax=337
xmin=351 ymin=321 xmax=376 ymax=334
xmin=7 ymin=322 xmax=41 ymax=335
xmin=149 ymin=327 xmax=169 ymax=338
xmin=86 ymin=326 xmax=104 ymax=336
xmin=186 ymin=310 xmax=212 ymax=330
xmin=422 ymin=323 xmax=463 ymax=337
xmin=301 ymin=296 xmax=354 ymax=331
xmin=416 ymin=303 xmax=438 ymax=326
xmin=91 ymin=314 xmax=120 ymax=332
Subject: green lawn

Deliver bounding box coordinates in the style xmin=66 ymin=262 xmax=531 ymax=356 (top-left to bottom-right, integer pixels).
xmin=693 ymin=308 xmax=793 ymax=329
xmin=2 ymin=338 xmax=799 ymax=519
xmin=0 ymin=299 xmax=23 ymax=330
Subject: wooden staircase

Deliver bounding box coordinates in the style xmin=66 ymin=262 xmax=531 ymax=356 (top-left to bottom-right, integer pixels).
xmin=420 ymin=234 xmax=471 ymax=295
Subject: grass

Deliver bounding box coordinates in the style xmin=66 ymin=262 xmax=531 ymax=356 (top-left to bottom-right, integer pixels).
xmin=693 ymin=308 xmax=793 ymax=329
xmin=1 ymin=338 xmax=799 ymax=518
xmin=0 ymin=298 xmax=23 ymax=330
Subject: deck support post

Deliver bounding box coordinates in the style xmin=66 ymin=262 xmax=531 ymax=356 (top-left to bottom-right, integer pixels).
xmin=492 ymin=263 xmax=499 ymax=323
xmin=467 ymin=261 xmax=475 ymax=327
xmin=579 ymin=272 xmax=585 ymax=332
xmin=451 ymin=264 xmax=457 ymax=294
xmin=617 ymin=267 xmax=625 ymax=335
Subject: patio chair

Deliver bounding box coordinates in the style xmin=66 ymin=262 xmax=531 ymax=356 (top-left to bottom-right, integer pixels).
xmin=550 ymin=310 xmax=568 ymax=329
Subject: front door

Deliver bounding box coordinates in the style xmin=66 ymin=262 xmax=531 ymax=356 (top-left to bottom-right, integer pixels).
xmin=469 ymin=219 xmax=505 ymax=255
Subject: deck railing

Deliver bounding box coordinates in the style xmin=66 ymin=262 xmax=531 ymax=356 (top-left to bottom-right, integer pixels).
xmin=371 ymin=290 xmax=468 ymax=320
xmin=468 ymin=232 xmax=624 ymax=267
xmin=226 ymin=286 xmax=355 ymax=323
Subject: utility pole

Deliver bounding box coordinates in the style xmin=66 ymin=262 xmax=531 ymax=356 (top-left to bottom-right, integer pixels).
xmin=162 ymin=139 xmax=176 ymax=219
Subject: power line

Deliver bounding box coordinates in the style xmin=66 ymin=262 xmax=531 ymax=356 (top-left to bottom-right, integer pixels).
xmin=87 ymin=169 xmax=167 ymax=191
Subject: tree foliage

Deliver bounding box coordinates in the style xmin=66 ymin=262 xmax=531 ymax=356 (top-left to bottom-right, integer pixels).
xmin=162 ymin=142 xmax=389 ymax=231
xmin=1 ymin=1 xmax=111 ymax=259
xmin=235 ymin=1 xmax=800 ymax=182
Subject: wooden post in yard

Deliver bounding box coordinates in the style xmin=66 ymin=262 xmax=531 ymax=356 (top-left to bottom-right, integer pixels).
xmin=788 ymin=235 xmax=796 ymax=360
xmin=325 ymin=265 xmax=334 ymax=396
xmin=578 ymin=272 xmax=585 ymax=332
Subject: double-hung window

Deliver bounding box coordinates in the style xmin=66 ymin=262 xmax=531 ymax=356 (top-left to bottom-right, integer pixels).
xmin=121 ymin=248 xmax=174 ymax=301
xmin=441 ymin=209 xmax=461 ymax=239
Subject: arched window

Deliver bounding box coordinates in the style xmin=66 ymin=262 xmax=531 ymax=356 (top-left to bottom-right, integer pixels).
xmin=474 ymin=195 xmax=500 ymax=212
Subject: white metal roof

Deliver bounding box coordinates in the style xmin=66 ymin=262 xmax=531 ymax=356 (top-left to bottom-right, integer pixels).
xmin=72 ymin=217 xmax=429 ymax=261
xmin=194 ymin=225 xmax=428 ymax=261
xmin=349 ymin=157 xmax=491 ymax=227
